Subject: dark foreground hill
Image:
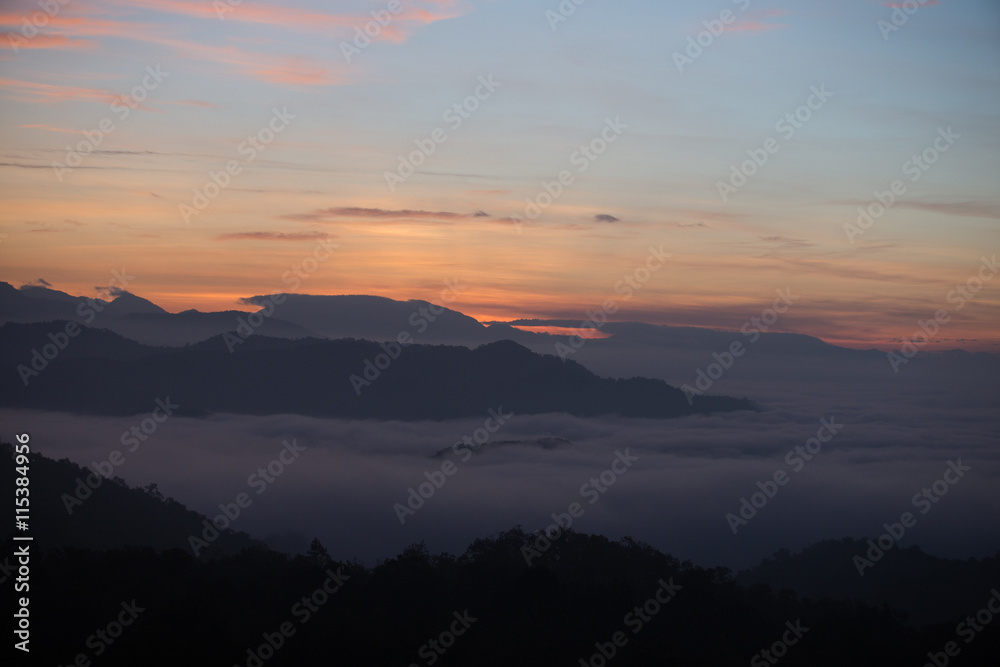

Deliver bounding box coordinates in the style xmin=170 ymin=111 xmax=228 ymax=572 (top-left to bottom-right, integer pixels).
xmin=0 ymin=442 xmax=262 ymax=556
xmin=738 ymin=538 xmax=1000 ymax=627
xmin=5 ymin=444 xmax=1000 ymax=666
xmin=0 ymin=323 xmax=752 ymax=419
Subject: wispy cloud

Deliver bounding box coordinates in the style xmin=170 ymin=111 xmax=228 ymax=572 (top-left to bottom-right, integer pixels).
xmin=0 ymin=33 xmax=95 ymax=51
xmin=727 ymin=9 xmax=788 ymax=33
xmin=0 ymin=7 xmax=344 ymax=87
xmin=833 ymin=199 xmax=1000 ymax=220
xmin=21 ymin=123 xmax=80 ymax=133
xmin=214 ymin=231 xmax=333 ymax=242
xmin=0 ymin=77 xmax=123 ymax=104
xmin=882 ymin=1 xmax=938 ymax=7
xmin=282 ymin=207 xmax=490 ymax=223
xmin=110 ymin=0 xmax=467 ymax=43
xmin=893 ymin=200 xmax=1000 ymax=220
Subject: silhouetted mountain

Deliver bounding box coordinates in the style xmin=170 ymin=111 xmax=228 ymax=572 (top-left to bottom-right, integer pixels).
xmin=0 ymin=442 xmax=262 ymax=556
xmin=0 ymin=282 xmax=315 ymax=346
xmin=0 ymin=323 xmax=752 ymax=419
xmin=99 ymin=310 xmax=315 ymax=347
xmin=737 ymin=538 xmax=1000 ymax=627
xmin=0 ymin=281 xmax=87 ymax=322
xmin=0 ymin=320 xmax=157 ymax=364
xmin=5 ymin=283 xmax=995 ymax=396
xmin=99 ymin=291 xmax=168 ymax=317
xmin=240 ymin=293 xmax=489 ymax=343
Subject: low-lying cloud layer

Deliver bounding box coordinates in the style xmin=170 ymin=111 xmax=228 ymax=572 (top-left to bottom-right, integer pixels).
xmin=8 ymin=374 xmax=997 ymax=571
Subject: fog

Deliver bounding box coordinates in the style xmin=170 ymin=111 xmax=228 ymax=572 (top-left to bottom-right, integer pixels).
xmin=6 ymin=371 xmax=998 ymax=570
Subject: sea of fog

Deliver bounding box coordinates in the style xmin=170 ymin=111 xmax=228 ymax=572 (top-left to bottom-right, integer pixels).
xmin=5 ymin=375 xmax=998 ymax=571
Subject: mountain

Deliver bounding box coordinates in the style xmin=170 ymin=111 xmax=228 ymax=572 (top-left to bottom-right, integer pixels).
xmin=98 ymin=309 xmax=316 ymax=347
xmin=737 ymin=538 xmax=1000 ymax=627
xmin=0 ymin=442 xmax=262 ymax=556
xmin=0 ymin=323 xmax=753 ymax=419
xmin=240 ymin=293 xmax=490 ymax=343
xmin=5 ymin=282 xmax=995 ymax=392
xmin=100 ymin=291 xmax=168 ymax=317
xmin=0 ymin=320 xmax=156 ymax=364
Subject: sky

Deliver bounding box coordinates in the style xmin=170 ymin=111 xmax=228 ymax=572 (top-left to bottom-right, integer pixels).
xmin=1 ymin=0 xmax=998 ymax=350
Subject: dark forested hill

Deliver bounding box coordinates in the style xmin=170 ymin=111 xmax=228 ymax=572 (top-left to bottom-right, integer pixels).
xmin=5 ymin=445 xmax=998 ymax=666
xmin=0 ymin=323 xmax=752 ymax=419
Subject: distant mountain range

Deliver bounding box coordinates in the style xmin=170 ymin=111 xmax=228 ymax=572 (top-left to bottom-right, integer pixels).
xmin=3 ymin=281 xmax=997 ymax=412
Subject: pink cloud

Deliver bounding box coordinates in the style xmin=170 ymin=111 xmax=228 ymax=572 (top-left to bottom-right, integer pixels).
xmin=21 ymin=123 xmax=80 ymax=133
xmin=0 ymin=33 xmax=95 ymax=51
xmin=1 ymin=9 xmax=343 ymax=87
xmin=0 ymin=1 xmax=468 ymax=88
xmin=107 ymin=0 xmax=466 ymax=43
xmin=0 ymin=77 xmax=120 ymax=104
xmin=726 ymin=9 xmax=788 ymax=33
